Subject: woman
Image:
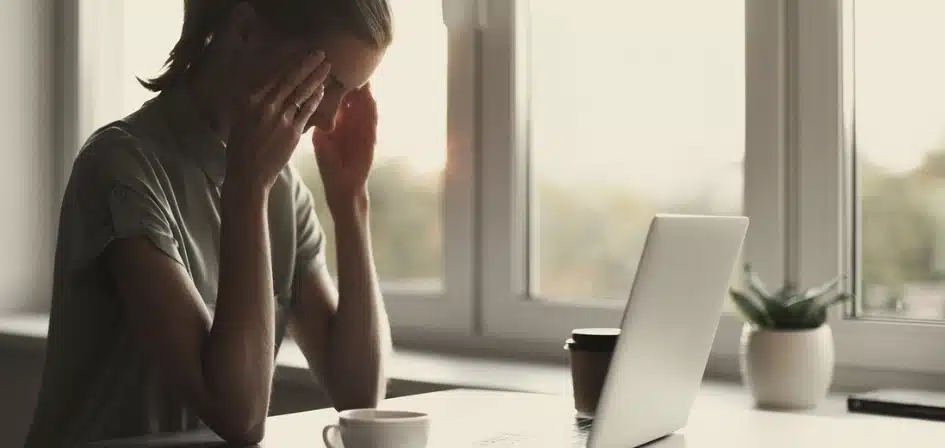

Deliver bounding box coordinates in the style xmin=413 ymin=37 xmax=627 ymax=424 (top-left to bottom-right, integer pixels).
xmin=25 ymin=0 xmax=393 ymax=446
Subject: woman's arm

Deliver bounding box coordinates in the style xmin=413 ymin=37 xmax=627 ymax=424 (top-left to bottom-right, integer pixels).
xmin=106 ymin=182 xmax=275 ymax=444
xmin=288 ymin=193 xmax=392 ymax=410
xmin=105 ymin=49 xmax=331 ymax=444
xmin=286 ymin=84 xmax=392 ymax=410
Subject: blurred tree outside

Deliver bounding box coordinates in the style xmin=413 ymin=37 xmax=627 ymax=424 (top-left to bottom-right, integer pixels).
xmin=293 ymin=142 xmax=945 ymax=318
xmin=293 ymin=153 xmax=443 ymax=290
xmin=295 ymin=150 xmax=742 ymax=302
xmin=861 ymin=150 xmax=945 ymax=318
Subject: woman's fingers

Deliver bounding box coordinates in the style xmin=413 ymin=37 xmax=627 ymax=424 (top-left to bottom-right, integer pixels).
xmin=289 ymin=60 xmax=331 ymax=112
xmin=294 ymin=85 xmax=326 ymax=132
xmin=364 ymin=88 xmax=379 ymax=125
xmin=334 ymin=87 xmax=377 ymax=140
xmin=247 ymin=47 xmax=309 ymax=101
xmin=268 ymin=51 xmax=326 ymax=107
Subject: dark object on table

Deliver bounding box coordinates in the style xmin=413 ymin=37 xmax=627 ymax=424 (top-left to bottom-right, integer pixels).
xmin=564 ymin=327 xmax=620 ymax=418
xmin=848 ymin=389 xmax=945 ymax=422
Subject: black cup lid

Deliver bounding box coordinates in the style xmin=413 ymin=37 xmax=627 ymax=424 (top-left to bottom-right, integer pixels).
xmin=564 ymin=328 xmax=620 ymax=352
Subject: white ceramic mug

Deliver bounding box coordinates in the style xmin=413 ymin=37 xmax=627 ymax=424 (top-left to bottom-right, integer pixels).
xmin=322 ymin=409 xmax=430 ymax=448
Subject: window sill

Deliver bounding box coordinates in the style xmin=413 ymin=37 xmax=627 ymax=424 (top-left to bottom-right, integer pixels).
xmin=2 ymin=312 xmax=942 ymax=404
xmin=0 ymin=313 xmax=571 ymax=396
xmin=0 ymin=312 xmax=876 ymax=421
xmin=0 ymin=313 xmax=48 ymax=352
xmin=275 ymin=339 xmax=573 ymax=396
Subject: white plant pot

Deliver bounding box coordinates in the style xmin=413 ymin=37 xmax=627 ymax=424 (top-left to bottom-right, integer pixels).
xmin=739 ymin=323 xmax=835 ymax=410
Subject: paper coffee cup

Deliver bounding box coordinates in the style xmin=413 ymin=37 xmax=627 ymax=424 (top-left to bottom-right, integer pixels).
xmin=564 ymin=328 xmax=620 ymax=418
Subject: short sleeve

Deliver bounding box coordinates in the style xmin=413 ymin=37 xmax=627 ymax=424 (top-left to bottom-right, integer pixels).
xmin=63 ymin=127 xmax=184 ymax=271
xmin=293 ymin=174 xmax=327 ymax=268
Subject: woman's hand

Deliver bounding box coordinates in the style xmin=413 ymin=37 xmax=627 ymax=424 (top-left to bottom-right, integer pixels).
xmin=312 ymin=84 xmax=378 ymax=212
xmin=225 ymin=50 xmax=331 ymax=191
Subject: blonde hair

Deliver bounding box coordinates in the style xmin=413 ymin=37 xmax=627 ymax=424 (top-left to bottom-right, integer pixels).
xmin=140 ymin=0 xmax=393 ymax=92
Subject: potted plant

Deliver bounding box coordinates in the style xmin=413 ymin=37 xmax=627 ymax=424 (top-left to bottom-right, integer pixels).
xmin=729 ymin=264 xmax=853 ymax=410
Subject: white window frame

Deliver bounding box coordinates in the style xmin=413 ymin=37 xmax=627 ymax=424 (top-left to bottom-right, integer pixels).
xmin=64 ymin=0 xmax=478 ymax=337
xmin=796 ymin=0 xmax=945 ymax=376
xmin=386 ymin=0 xmax=477 ymax=336
xmin=478 ymin=0 xmax=786 ymax=359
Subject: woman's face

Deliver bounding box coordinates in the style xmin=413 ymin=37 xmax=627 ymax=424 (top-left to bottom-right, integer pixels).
xmin=226 ymin=6 xmax=386 ymax=132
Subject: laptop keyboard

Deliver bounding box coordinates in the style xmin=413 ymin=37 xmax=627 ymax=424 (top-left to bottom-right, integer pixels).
xmin=571 ymin=427 xmax=590 ymax=446
xmin=571 ymin=417 xmax=593 ymax=447
xmin=472 ymin=432 xmax=537 ymax=446
xmin=472 ymin=418 xmax=594 ymax=447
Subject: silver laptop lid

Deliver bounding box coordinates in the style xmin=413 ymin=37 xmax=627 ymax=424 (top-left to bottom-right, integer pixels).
xmin=589 ymin=214 xmax=748 ymax=448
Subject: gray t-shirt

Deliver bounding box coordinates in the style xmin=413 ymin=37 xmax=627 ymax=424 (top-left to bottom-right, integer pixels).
xmin=25 ymin=86 xmax=325 ymax=447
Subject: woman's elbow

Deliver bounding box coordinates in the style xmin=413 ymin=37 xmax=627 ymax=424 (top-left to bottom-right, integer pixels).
xmin=215 ymin=421 xmax=265 ymax=446
xmin=208 ymin=410 xmax=266 ymax=445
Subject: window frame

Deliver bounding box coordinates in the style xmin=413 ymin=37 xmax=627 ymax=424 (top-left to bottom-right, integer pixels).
xmin=796 ymin=0 xmax=945 ymax=376
xmin=385 ymin=0 xmax=477 ymax=336
xmin=477 ymin=0 xmax=786 ymax=355
xmin=65 ymin=0 xmax=478 ymax=336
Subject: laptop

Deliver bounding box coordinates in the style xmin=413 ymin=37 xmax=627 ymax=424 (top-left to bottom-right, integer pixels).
xmin=475 ymin=214 xmax=749 ymax=448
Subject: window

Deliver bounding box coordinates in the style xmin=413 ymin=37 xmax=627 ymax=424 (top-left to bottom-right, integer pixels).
xmin=119 ymin=2 xmax=183 ymax=118
xmin=73 ymin=1 xmax=185 ymax=137
xmin=477 ymin=0 xmax=754 ymax=343
xmin=526 ymin=0 xmax=745 ymax=302
xmin=852 ymin=1 xmax=945 ymax=321
xmin=793 ymin=0 xmax=945 ymax=377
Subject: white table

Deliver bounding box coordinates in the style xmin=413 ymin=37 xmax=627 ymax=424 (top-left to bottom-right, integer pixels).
xmin=91 ymin=388 xmax=945 ymax=447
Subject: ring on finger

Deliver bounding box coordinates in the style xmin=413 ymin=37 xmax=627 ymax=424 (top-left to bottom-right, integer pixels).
xmin=292 ymin=88 xmax=325 ymax=126
xmin=283 ymin=101 xmax=303 ymax=121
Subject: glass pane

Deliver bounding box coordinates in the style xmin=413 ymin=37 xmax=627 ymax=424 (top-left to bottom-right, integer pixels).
xmin=293 ymin=0 xmax=446 ymax=291
xmin=118 ymin=1 xmax=184 ymax=116
xmin=527 ymin=0 xmax=745 ymax=301
xmin=854 ymin=1 xmax=945 ymax=319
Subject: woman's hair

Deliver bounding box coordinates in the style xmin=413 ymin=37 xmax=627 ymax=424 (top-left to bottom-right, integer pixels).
xmin=140 ymin=0 xmax=393 ymax=92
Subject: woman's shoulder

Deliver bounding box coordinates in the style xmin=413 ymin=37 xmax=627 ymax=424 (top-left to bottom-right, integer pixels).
xmin=71 ymin=112 xmax=176 ymax=185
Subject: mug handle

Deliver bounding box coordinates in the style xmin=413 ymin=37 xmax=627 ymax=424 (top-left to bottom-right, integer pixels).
xmin=322 ymin=424 xmax=342 ymax=448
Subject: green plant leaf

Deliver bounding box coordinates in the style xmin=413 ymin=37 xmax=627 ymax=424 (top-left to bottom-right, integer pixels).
xmin=730 ymin=289 xmax=773 ymax=328
xmin=821 ymin=293 xmax=854 ymax=309
xmin=803 ymin=293 xmax=853 ymax=322
xmin=782 ymin=276 xmax=842 ymax=308
xmin=735 ymin=272 xmax=851 ymax=330
xmin=783 ymin=294 xmax=817 ymax=308
xmin=772 ymin=282 xmax=797 ymax=302
xmin=803 ymin=276 xmax=843 ymax=300
xmin=743 ymin=264 xmax=772 ymax=299
xmin=801 ymin=307 xmax=828 ymax=328
xmin=760 ymin=296 xmax=797 ymax=325
xmin=785 ymin=296 xmax=814 ymax=315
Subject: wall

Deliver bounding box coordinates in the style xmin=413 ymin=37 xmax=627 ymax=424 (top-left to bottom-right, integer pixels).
xmin=0 ymin=341 xmax=44 ymax=448
xmin=0 ymin=0 xmax=67 ymax=445
xmin=0 ymin=0 xmax=55 ymax=441
xmin=0 ymin=0 xmax=56 ymax=313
